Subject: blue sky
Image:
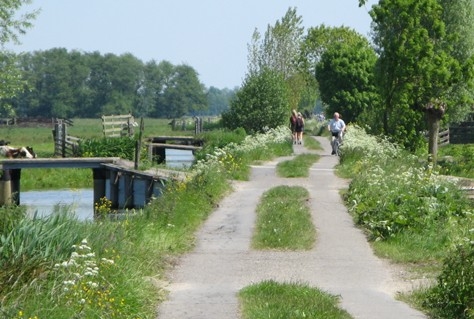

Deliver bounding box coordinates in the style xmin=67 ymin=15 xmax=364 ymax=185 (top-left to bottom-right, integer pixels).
xmin=10 ymin=0 xmax=377 ymax=89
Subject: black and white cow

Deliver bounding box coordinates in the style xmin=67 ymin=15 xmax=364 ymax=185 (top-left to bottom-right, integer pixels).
xmin=0 ymin=145 xmax=37 ymax=158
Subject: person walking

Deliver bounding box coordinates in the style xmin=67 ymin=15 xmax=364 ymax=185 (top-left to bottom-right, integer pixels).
xmin=289 ymin=109 xmax=298 ymax=144
xmin=295 ymin=112 xmax=305 ymax=145
xmin=327 ymin=112 xmax=346 ymax=155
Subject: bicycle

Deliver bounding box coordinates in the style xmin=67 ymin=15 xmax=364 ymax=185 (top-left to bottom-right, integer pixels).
xmin=331 ymin=131 xmax=343 ymax=156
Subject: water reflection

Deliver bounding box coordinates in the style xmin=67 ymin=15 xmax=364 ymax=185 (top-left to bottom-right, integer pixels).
xmin=22 ymin=189 xmax=93 ymax=221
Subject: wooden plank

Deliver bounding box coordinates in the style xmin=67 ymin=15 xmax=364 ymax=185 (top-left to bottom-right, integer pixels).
xmin=149 ymin=136 xmax=198 ymax=141
xmin=147 ymin=143 xmax=202 ymax=151
xmin=0 ymin=157 xmax=120 ymax=170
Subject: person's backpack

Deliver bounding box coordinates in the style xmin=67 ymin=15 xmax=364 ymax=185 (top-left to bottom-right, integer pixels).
xmin=291 ymin=115 xmax=297 ymax=126
xmin=296 ymin=116 xmax=303 ymax=128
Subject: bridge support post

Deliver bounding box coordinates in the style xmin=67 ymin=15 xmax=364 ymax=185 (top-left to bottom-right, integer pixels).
xmin=0 ymin=170 xmax=12 ymax=205
xmin=119 ymin=173 xmax=134 ymax=209
xmin=92 ymin=168 xmax=106 ymax=216
xmin=107 ymin=170 xmax=119 ymax=209
xmin=10 ymin=169 xmax=21 ymax=205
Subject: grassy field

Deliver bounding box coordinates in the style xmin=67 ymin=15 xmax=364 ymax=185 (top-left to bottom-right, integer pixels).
xmin=0 ymin=118 xmax=190 ymax=156
xmin=0 ymin=118 xmax=192 ymax=190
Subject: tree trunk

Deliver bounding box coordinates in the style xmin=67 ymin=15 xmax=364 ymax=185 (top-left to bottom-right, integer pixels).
xmin=424 ymin=100 xmax=446 ymax=167
xmin=426 ymin=112 xmax=440 ymax=165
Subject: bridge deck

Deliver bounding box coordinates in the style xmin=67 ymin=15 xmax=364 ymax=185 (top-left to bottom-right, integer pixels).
xmin=0 ymin=157 xmax=121 ymax=170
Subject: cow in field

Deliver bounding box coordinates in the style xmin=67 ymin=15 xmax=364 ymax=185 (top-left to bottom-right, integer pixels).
xmin=0 ymin=145 xmax=37 ymax=158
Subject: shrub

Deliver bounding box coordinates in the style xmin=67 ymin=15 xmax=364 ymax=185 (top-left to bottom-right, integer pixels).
xmin=222 ymin=69 xmax=289 ymax=134
xmin=342 ymin=125 xmax=471 ymax=240
xmin=425 ymin=235 xmax=474 ymax=319
xmin=78 ymin=136 xmax=139 ymax=160
xmin=0 ymin=205 xmax=26 ymax=235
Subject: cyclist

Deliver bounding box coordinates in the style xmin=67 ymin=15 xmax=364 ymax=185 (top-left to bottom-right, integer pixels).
xmin=327 ymin=112 xmax=346 ymax=155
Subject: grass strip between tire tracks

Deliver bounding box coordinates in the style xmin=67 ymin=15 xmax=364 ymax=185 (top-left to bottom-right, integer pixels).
xmin=252 ymin=185 xmax=315 ymax=250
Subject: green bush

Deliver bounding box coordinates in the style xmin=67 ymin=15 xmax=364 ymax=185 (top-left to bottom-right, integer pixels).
xmin=0 ymin=211 xmax=83 ymax=295
xmin=425 ymin=239 xmax=474 ymax=318
xmin=78 ymin=136 xmax=140 ymax=160
xmin=195 ymin=127 xmax=247 ymax=161
xmin=0 ymin=205 xmax=26 ymax=235
xmin=342 ymin=126 xmax=471 ymax=240
xmin=222 ymin=69 xmax=289 ymax=134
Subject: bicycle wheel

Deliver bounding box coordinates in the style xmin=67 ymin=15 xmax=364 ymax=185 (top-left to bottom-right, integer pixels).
xmin=335 ymin=140 xmax=341 ymax=156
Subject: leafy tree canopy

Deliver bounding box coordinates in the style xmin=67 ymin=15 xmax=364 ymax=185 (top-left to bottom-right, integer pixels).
xmin=222 ymin=68 xmax=289 ymax=134
xmin=314 ymin=28 xmax=378 ymax=125
xmin=0 ymin=0 xmax=38 ymax=116
xmin=371 ymin=0 xmax=474 ymax=154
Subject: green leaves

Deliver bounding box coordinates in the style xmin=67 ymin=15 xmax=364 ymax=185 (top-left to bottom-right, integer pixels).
xmin=222 ymin=69 xmax=289 ymax=134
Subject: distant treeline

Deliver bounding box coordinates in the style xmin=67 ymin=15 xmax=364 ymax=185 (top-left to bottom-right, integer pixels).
xmin=5 ymin=48 xmax=236 ymax=118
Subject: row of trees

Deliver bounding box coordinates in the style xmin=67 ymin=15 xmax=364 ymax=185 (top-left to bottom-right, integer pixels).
xmin=223 ymin=1 xmax=474 ymax=160
xmin=1 ymin=49 xmax=236 ymax=118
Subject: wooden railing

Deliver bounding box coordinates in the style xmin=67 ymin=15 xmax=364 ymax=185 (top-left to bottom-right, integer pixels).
xmin=102 ymin=114 xmax=137 ymax=138
xmin=449 ymin=122 xmax=474 ymax=144
xmin=438 ymin=129 xmax=450 ymax=146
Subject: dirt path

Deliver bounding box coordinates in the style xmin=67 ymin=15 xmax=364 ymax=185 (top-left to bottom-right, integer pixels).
xmin=157 ymin=136 xmax=427 ymax=319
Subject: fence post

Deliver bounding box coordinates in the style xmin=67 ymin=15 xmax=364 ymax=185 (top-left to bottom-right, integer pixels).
xmin=194 ymin=117 xmax=202 ymax=135
xmin=61 ymin=122 xmax=67 ymax=158
xmin=54 ymin=119 xmax=64 ymax=157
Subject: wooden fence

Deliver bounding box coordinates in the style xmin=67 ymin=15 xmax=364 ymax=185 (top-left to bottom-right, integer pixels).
xmin=449 ymin=122 xmax=474 ymax=144
xmin=102 ymin=114 xmax=137 ymax=138
xmin=0 ymin=118 xmax=15 ymax=125
xmin=170 ymin=116 xmax=219 ymax=134
xmin=428 ymin=121 xmax=474 ymax=146
xmin=438 ymin=129 xmax=450 ymax=146
xmin=53 ymin=119 xmax=80 ymax=157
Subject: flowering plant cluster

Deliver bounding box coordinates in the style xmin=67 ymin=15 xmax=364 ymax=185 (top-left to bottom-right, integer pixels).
xmin=193 ymin=126 xmax=290 ymax=176
xmin=343 ymin=125 xmax=471 ymax=240
xmin=94 ymin=196 xmax=113 ymax=217
xmin=52 ymin=239 xmax=124 ymax=318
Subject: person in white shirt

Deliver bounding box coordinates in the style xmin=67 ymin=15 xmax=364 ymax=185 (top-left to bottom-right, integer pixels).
xmin=327 ymin=112 xmax=346 ymax=155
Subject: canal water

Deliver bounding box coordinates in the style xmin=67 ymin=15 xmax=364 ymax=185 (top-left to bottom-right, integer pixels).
xmin=21 ymin=149 xmax=195 ymax=220
xmin=22 ymin=189 xmax=94 ymax=220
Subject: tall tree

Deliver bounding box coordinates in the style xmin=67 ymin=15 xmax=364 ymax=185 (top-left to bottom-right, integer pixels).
xmin=222 ymin=68 xmax=289 ymax=134
xmin=205 ymin=86 xmax=236 ymax=116
xmin=247 ymin=7 xmax=306 ymax=112
xmin=370 ymin=0 xmax=473 ymax=157
xmin=437 ymin=0 xmax=474 ymax=124
xmin=0 ymin=0 xmax=38 ymax=116
xmin=300 ymin=25 xmax=375 ymax=117
xmin=316 ymin=34 xmax=379 ymax=126
xmin=247 ymin=7 xmax=303 ymax=79
xmin=163 ymin=64 xmax=207 ymax=118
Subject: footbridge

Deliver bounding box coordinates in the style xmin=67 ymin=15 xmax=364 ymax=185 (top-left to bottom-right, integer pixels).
xmin=0 ymin=157 xmax=182 ymax=212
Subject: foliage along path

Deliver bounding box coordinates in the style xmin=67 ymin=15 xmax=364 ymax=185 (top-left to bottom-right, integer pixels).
xmin=157 ymin=136 xmax=427 ymax=319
